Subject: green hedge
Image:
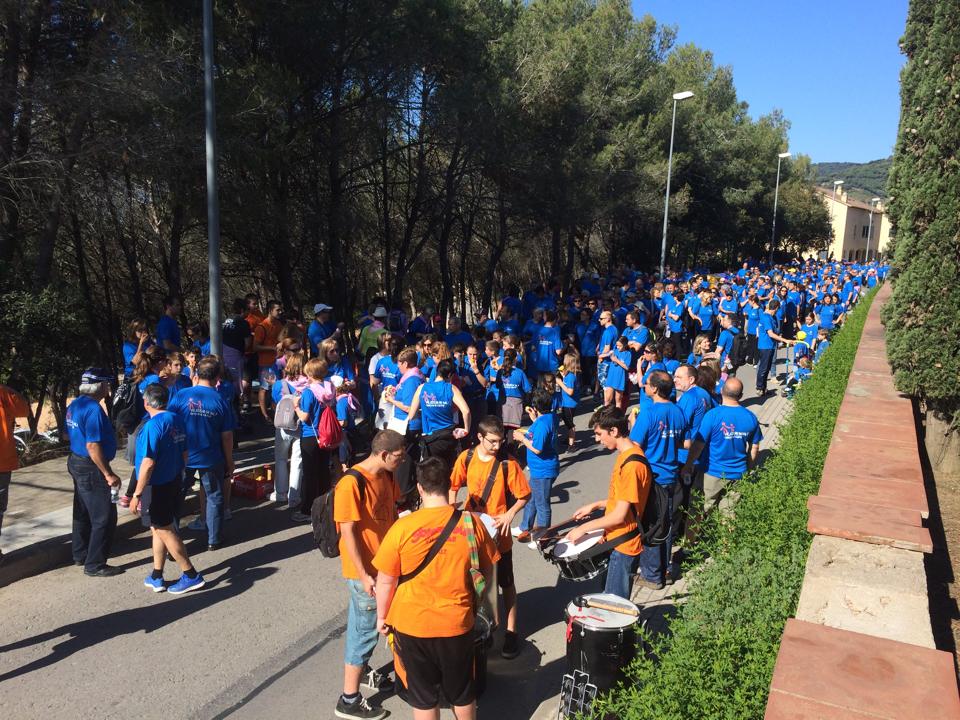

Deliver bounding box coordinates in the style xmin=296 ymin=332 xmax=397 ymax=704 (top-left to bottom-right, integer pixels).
xmin=598 ymin=287 xmax=878 ymax=720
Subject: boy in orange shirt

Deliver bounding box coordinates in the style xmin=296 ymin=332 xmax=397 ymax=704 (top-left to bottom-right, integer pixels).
xmin=449 ymin=415 xmax=530 ymax=659
xmin=0 ymin=384 xmax=30 ymax=564
xmin=333 ymin=429 xmax=405 ymax=720
xmin=568 ymin=405 xmax=653 ymax=600
xmin=374 ymin=457 xmax=499 ymax=720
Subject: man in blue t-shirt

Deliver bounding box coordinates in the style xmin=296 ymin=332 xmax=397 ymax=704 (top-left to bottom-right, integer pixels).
xmin=130 ymin=383 xmax=205 ymax=594
xmin=443 ymin=316 xmax=474 ymax=349
xmin=155 ymin=296 xmax=182 ymax=353
xmin=681 ymin=378 xmax=762 ymax=536
xmin=66 ymin=368 xmax=123 ymax=577
xmin=168 ymin=357 xmax=237 ymax=550
xmin=307 ymin=303 xmax=338 ymax=356
xmin=629 ymin=371 xmax=686 ymax=589
xmin=531 ymin=310 xmax=563 ymax=374
xmin=755 ymin=298 xmax=794 ymax=396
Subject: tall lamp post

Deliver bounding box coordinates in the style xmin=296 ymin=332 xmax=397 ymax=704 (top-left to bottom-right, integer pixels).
xmin=768 ymin=151 xmax=791 ymax=265
xmin=203 ymin=0 xmax=223 ymax=356
xmin=866 ymin=197 xmax=881 ymax=261
xmin=659 ymin=90 xmax=694 ymax=280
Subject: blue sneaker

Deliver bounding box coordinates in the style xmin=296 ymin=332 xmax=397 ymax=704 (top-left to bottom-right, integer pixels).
xmin=168 ymin=573 xmax=205 ymax=595
xmin=144 ymin=575 xmax=166 ymax=592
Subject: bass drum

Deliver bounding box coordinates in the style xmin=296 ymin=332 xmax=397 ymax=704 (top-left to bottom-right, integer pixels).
xmin=564 ymin=593 xmax=640 ymax=691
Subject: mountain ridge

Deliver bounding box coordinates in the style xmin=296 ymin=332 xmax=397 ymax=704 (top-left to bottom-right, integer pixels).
xmin=812 ymin=157 xmax=892 ymax=202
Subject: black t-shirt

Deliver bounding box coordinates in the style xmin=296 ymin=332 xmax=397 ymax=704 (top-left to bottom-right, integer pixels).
xmin=222 ymin=315 xmax=252 ymax=352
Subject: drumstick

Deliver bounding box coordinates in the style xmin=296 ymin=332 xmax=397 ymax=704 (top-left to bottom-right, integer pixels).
xmin=576 ymin=596 xmax=640 ymax=617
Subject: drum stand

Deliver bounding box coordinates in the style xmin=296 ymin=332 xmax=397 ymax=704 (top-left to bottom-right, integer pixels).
xmin=558 ymin=670 xmax=597 ymax=719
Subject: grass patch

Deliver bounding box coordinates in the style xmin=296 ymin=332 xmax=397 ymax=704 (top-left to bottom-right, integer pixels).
xmin=598 ymin=287 xmax=878 ymax=720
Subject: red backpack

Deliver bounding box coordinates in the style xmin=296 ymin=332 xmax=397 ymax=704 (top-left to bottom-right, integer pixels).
xmin=308 ymin=380 xmax=342 ymax=449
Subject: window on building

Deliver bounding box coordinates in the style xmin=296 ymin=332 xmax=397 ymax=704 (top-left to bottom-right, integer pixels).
xmin=861 ymin=224 xmax=870 ymax=239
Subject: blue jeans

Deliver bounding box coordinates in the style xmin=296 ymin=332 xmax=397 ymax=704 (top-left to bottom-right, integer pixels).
xmin=345 ymin=579 xmax=379 ymax=668
xmin=520 ymin=475 xmax=555 ymax=531
xmin=68 ymin=454 xmax=118 ymax=571
xmin=193 ymin=464 xmax=224 ymax=545
xmin=637 ymin=481 xmax=676 ymax=583
xmin=756 ymin=348 xmax=775 ymax=392
xmin=602 ymin=549 xmax=640 ymax=599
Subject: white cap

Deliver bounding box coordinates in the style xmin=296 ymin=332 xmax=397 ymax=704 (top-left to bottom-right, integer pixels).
xmin=314 ymin=303 xmax=333 ymax=314
xmin=373 ymin=306 xmax=388 ymax=318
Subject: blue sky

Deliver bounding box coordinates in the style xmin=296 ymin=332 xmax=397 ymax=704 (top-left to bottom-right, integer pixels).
xmin=631 ymin=1 xmax=908 ymax=163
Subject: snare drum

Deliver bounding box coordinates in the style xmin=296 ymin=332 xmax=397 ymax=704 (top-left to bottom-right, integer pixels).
xmin=549 ymin=530 xmax=610 ymax=582
xmin=564 ymin=593 xmax=640 ymax=691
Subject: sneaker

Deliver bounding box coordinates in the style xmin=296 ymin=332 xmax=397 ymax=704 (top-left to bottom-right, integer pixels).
xmin=515 ymin=530 xmax=531 ymax=543
xmin=501 ymin=630 xmax=520 ymax=659
xmin=291 ymin=511 xmax=311 ymax=523
xmin=510 ymin=526 xmax=523 ymax=538
xmin=268 ymin=492 xmax=288 ymax=504
xmin=634 ymin=577 xmax=665 ymax=591
xmin=188 ymin=517 xmax=206 ymax=531
xmin=144 ymin=575 xmax=166 ymax=593
xmin=168 ymin=573 xmax=206 ymax=595
xmin=224 ymin=508 xmax=233 ymax=521
xmin=334 ymin=696 xmax=386 ymax=720
xmin=361 ymin=666 xmax=392 ymax=692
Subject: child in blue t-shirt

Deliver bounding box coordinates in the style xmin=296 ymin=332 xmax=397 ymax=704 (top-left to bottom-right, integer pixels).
xmin=604 ymin=336 xmax=632 ymax=406
xmin=813 ymin=328 xmax=831 ymax=364
xmin=335 ymin=383 xmax=358 ymax=470
xmin=557 ymin=352 xmax=580 ymax=450
xmin=513 ymin=388 xmax=559 ymax=543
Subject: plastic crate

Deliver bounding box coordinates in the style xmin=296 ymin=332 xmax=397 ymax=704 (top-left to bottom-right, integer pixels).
xmin=232 ymin=466 xmax=274 ymax=500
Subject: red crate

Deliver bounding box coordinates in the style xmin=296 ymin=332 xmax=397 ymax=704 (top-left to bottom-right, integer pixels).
xmin=232 ymin=467 xmax=274 ymax=500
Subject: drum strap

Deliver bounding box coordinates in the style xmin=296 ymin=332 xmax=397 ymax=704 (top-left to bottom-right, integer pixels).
xmin=464 ymin=449 xmax=505 ymax=512
xmin=577 ymin=453 xmax=648 ymax=558
xmin=398 ymin=509 xmax=463 ymax=585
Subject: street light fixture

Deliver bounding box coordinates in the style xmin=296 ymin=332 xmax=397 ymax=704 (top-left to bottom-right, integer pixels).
xmin=659 ymin=90 xmax=694 ymax=279
xmin=768 ymin=151 xmax=791 ymax=265
xmin=866 ymin=197 xmax=881 ymax=261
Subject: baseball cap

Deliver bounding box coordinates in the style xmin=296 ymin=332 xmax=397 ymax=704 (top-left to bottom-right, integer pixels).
xmin=313 ymin=303 xmax=333 ymax=314
xmin=373 ymin=306 xmax=388 ymax=318
xmin=81 ymin=367 xmax=114 ymax=384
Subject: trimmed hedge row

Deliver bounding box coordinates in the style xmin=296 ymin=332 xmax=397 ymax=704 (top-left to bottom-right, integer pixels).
xmin=598 ymin=287 xmax=878 ymax=720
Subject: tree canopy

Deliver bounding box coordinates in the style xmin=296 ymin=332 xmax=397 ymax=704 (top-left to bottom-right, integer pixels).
xmin=0 ymin=0 xmax=830 ymax=422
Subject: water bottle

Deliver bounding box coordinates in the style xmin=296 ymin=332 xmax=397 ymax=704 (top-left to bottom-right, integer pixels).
xmin=110 ymin=486 xmax=120 ymax=504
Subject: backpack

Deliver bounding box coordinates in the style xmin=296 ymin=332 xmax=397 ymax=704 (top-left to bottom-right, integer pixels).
xmin=388 ymin=309 xmax=404 ymax=334
xmin=317 ymin=404 xmax=343 ymax=449
xmin=273 ymin=381 xmax=299 ymax=431
xmin=112 ymin=381 xmax=143 ymax=434
xmin=729 ymin=328 xmax=747 ymax=369
xmin=312 ymin=469 xmax=366 ymax=558
xmin=620 ymin=453 xmax=671 ymax=547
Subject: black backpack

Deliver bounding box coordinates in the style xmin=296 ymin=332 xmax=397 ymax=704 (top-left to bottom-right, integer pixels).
xmin=112 ymin=381 xmax=143 ymax=434
xmin=312 ymin=469 xmax=366 ymax=558
xmin=729 ymin=328 xmax=747 ymax=369
xmin=620 ymin=453 xmax=671 ymax=547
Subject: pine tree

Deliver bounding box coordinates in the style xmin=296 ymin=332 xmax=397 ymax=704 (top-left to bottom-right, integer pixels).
xmin=883 ymin=0 xmax=960 ymax=428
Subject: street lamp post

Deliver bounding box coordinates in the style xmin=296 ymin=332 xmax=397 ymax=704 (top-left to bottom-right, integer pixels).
xmin=203 ymin=0 xmax=223 ymax=357
xmin=659 ymin=90 xmax=694 ymax=280
xmin=866 ymin=197 xmax=881 ymax=261
xmin=768 ymin=151 xmax=791 ymax=265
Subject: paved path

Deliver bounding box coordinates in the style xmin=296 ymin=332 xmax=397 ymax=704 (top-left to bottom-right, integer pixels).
xmin=0 ymin=359 xmax=794 ymax=720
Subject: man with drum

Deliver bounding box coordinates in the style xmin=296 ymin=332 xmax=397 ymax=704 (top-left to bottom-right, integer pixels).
xmin=374 ymin=457 xmax=499 ymax=720
xmin=449 ymin=416 xmax=531 ymax=659
xmin=567 ymin=406 xmax=653 ymax=600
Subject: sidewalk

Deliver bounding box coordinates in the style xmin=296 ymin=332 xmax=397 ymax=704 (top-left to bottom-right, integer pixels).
xmin=0 ymin=422 xmax=275 ymax=587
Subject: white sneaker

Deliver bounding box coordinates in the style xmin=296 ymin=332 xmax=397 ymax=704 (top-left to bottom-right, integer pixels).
xmin=510 ymin=526 xmax=523 ymax=538
xmin=187 ymin=517 xmax=206 ymax=531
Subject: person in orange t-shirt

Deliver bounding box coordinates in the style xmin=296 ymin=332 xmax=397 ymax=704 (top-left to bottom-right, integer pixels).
xmin=374 ymin=457 xmax=499 ymax=720
xmin=253 ymin=301 xmax=284 ymax=420
xmin=332 ymin=429 xmax=405 ymax=720
xmin=0 ymin=384 xmax=30 ymax=562
xmin=449 ymin=415 xmax=529 ymax=659
xmin=567 ymin=405 xmax=653 ymax=600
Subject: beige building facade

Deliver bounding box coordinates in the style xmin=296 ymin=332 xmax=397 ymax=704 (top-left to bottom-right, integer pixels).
xmin=815 ymin=186 xmax=891 ymax=261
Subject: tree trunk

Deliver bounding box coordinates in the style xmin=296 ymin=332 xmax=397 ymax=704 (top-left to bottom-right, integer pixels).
xmin=550 ymin=219 xmax=562 ymax=282
xmin=481 ymin=189 xmax=509 ymax=314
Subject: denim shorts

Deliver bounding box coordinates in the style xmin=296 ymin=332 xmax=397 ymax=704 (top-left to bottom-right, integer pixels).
xmin=344 ymin=579 xmax=379 ymax=668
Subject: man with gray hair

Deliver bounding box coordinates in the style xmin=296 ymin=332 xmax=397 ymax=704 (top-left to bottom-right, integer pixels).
xmin=66 ymin=368 xmax=123 ymax=577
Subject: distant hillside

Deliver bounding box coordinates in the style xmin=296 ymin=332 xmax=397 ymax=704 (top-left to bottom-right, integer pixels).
xmin=813 ymin=157 xmax=892 ymax=202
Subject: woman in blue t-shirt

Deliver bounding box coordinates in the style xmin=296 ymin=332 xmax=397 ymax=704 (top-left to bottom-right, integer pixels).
xmin=496 ymin=349 xmax=531 ymax=431
xmin=604 ymin=336 xmax=631 ymax=406
xmin=575 ymin=309 xmax=600 ymax=393
xmin=407 ymin=358 xmax=471 ymax=471
xmin=122 ymin=318 xmax=153 ymax=379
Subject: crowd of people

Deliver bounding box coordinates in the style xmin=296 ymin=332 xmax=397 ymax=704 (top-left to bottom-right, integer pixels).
xmin=0 ymin=257 xmax=886 ymax=720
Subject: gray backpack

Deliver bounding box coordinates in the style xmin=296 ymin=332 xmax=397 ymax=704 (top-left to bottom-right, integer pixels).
xmin=274 ymin=381 xmax=300 ymax=431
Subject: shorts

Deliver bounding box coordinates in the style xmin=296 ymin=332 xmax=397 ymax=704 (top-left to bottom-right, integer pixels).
xmin=258 ymin=365 xmax=277 ymax=389
xmin=344 ymin=579 xmax=379 ymax=667
xmin=560 ymin=407 xmax=575 ymax=430
xmin=141 ymin=480 xmax=181 ymax=528
xmin=697 ymin=473 xmax=739 ymax=514
xmin=500 ymin=396 xmax=523 ymax=428
xmin=597 ymin=361 xmax=609 ymax=387
xmin=393 ymin=630 xmax=476 ymax=710
xmin=497 ymin=550 xmax=515 ymax=590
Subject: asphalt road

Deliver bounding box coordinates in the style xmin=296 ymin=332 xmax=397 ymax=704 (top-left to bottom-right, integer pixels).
xmin=0 ymin=400 xmax=617 ymax=720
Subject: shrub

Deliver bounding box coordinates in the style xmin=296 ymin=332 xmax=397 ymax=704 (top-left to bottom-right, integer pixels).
xmin=598 ymin=287 xmax=878 ymax=720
